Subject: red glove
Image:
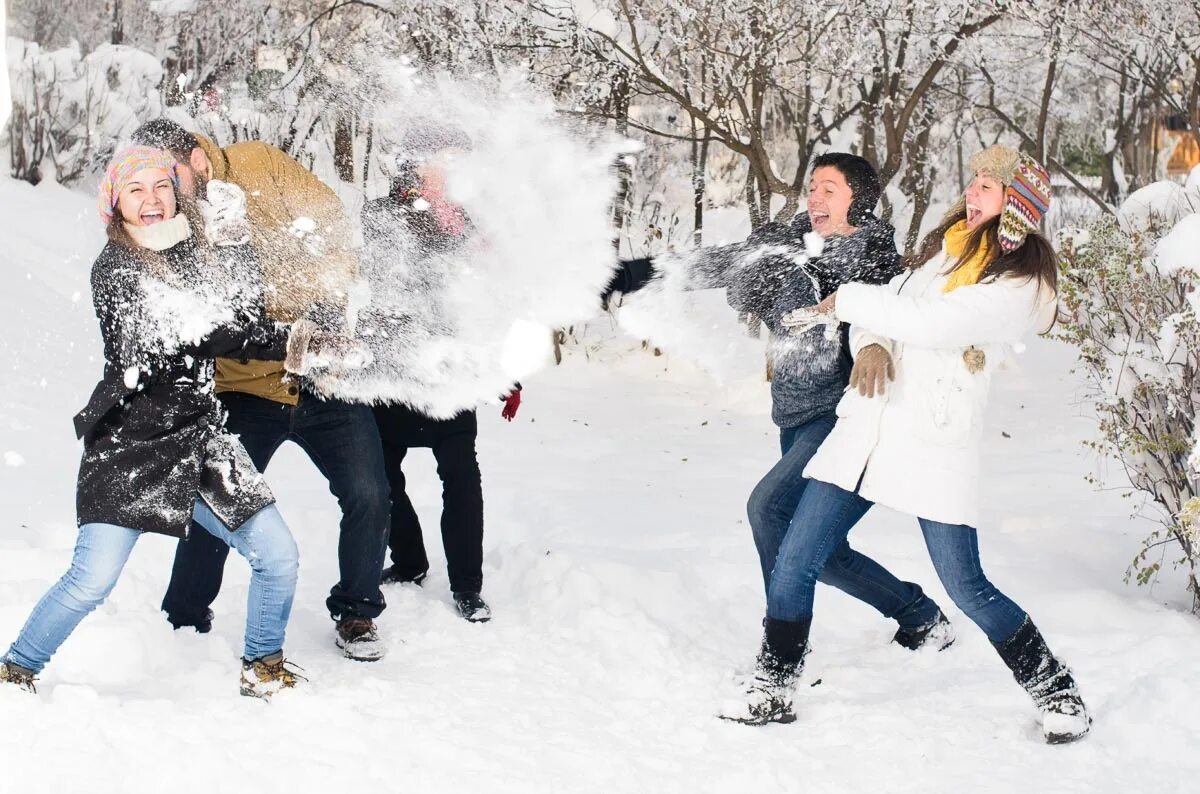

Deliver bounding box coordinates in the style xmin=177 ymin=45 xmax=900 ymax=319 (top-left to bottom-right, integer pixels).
xmin=501 ymin=388 xmax=522 ymax=422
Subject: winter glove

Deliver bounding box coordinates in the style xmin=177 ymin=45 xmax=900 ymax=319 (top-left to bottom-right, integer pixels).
xmin=781 ymin=292 xmax=838 ymax=337
xmin=500 ymin=388 xmax=522 ymax=421
xmin=285 ymin=319 xmax=374 ymax=376
xmin=849 ymin=344 xmax=895 ymax=398
xmin=200 ymin=180 xmax=251 ymax=247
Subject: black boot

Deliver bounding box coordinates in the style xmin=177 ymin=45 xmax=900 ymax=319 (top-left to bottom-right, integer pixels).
xmin=453 ymin=591 xmax=492 ymax=623
xmin=167 ymin=608 xmax=214 ymax=634
xmin=892 ymin=608 xmax=955 ymax=651
xmin=719 ymin=617 xmax=810 ymax=726
xmin=992 ymin=618 xmax=1090 ymax=744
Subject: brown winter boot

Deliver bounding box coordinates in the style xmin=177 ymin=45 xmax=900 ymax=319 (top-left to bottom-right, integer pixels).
xmin=0 ymin=661 xmax=37 ymax=694
xmin=239 ymin=652 xmax=305 ymax=699
xmin=335 ymin=617 xmax=386 ymax=662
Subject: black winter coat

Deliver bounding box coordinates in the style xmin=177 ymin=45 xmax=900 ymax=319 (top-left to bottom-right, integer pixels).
xmin=74 ymin=235 xmax=287 ymax=537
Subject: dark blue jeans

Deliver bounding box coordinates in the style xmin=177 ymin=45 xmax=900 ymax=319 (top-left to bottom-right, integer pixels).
xmin=768 ymin=477 xmax=1029 ymax=642
xmin=748 ymin=414 xmax=938 ymax=631
xmin=161 ymin=391 xmax=391 ymax=624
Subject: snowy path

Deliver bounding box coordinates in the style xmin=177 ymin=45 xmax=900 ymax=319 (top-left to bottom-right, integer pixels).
xmin=0 ymin=177 xmax=1195 ymax=793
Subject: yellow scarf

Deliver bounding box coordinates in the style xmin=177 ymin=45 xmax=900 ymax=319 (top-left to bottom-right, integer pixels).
xmin=941 ymin=220 xmax=994 ymax=293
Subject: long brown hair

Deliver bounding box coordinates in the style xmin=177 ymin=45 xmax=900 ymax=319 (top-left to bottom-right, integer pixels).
xmin=906 ymin=204 xmax=1057 ymax=293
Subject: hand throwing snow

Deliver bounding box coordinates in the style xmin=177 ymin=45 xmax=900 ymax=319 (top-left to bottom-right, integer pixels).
xmin=781 ymin=292 xmax=838 ymax=336
xmin=201 ymin=180 xmax=252 ymax=247
xmin=285 ymin=319 xmax=374 ymax=376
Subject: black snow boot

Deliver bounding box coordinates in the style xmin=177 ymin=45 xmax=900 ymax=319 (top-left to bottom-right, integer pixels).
xmin=719 ymin=617 xmax=811 ymax=726
xmin=992 ymin=618 xmax=1090 ymax=744
xmin=168 ymin=608 xmax=214 ymax=634
xmin=453 ymin=591 xmax=492 ymax=623
xmin=893 ymin=608 xmax=956 ymax=651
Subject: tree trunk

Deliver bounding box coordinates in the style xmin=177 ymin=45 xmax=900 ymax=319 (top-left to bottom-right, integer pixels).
xmin=111 ymin=0 xmax=124 ymax=46
xmin=609 ymin=68 xmax=632 ymax=252
xmin=362 ymin=119 xmax=374 ymax=191
xmin=333 ymin=113 xmax=356 ymax=184
xmin=691 ymin=119 xmax=710 ymax=247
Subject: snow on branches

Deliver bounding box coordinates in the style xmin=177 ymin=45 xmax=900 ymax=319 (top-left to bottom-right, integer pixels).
xmin=1057 ymin=182 xmax=1200 ymax=607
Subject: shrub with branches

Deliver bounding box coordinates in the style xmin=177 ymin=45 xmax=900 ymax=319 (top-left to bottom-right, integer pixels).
xmin=1057 ymin=190 xmax=1200 ymax=608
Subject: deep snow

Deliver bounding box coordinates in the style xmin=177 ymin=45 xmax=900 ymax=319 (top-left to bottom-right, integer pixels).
xmin=0 ymin=176 xmax=1196 ymax=793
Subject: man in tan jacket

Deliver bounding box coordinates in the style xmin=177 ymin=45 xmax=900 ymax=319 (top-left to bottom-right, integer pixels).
xmin=133 ymin=119 xmax=390 ymax=662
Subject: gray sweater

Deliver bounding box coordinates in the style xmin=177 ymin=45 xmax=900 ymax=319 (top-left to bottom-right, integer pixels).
xmin=614 ymin=213 xmax=902 ymax=429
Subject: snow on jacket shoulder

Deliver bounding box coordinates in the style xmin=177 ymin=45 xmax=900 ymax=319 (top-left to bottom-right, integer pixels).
xmin=802 ymin=249 xmax=1057 ymax=527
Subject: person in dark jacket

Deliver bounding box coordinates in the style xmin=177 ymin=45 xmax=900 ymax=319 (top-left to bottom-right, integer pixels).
xmin=359 ymin=125 xmax=518 ymax=623
xmin=606 ymin=155 xmax=954 ymax=688
xmin=0 ymin=147 xmax=312 ymax=698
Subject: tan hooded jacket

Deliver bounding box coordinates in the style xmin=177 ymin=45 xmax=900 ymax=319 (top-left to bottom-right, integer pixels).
xmin=196 ymin=134 xmax=357 ymax=404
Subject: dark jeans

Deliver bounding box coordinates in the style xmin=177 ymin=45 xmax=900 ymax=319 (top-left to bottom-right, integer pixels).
xmin=768 ymin=477 xmax=1029 ymax=642
xmin=373 ymin=404 xmax=484 ymax=594
xmin=161 ymin=391 xmax=391 ymax=624
xmin=748 ymin=413 xmax=939 ymax=630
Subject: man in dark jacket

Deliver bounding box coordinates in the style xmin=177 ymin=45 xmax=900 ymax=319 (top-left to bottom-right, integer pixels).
xmin=359 ymin=124 xmax=519 ymax=623
xmin=606 ymin=155 xmax=953 ymax=686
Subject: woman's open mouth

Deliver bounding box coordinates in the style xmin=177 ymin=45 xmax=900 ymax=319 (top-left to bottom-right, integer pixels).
xmin=140 ymin=209 xmax=165 ymax=225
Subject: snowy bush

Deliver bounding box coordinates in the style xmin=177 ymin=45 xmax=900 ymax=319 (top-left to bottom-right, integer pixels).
xmin=1057 ymin=186 xmax=1200 ymax=608
xmin=6 ymin=37 xmax=162 ymax=184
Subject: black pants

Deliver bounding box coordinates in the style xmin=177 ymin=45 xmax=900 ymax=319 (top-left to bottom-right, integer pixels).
xmin=161 ymin=391 xmax=391 ymax=624
xmin=373 ymin=404 xmax=484 ymax=594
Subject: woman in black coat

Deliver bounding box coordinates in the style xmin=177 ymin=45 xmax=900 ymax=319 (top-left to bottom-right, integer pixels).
xmin=1 ymin=147 xmax=304 ymax=698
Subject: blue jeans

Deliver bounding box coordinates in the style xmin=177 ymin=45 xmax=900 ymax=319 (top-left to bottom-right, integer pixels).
xmin=5 ymin=500 xmax=298 ymax=673
xmin=748 ymin=414 xmax=939 ymax=631
xmin=768 ymin=478 xmax=1028 ymax=642
xmin=162 ymin=391 xmax=390 ymax=625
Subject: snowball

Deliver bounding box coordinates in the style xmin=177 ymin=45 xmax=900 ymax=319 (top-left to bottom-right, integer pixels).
xmin=804 ymin=231 xmax=826 ymax=257
xmin=123 ymin=366 xmax=141 ymax=389
xmin=499 ymin=319 xmax=554 ymax=380
xmin=4 ymin=451 xmax=25 ymax=467
xmin=290 ymin=217 xmax=317 ymax=235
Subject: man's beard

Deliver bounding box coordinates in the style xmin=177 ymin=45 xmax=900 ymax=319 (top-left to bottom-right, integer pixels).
xmin=194 ymin=173 xmax=210 ymax=201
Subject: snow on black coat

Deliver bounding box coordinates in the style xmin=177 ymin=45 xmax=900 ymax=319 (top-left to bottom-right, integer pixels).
xmin=607 ymin=213 xmax=902 ymax=428
xmin=74 ymin=234 xmax=287 ymax=537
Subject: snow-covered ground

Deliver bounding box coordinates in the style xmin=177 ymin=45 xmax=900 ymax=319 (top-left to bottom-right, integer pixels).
xmin=0 ymin=175 xmax=1196 ymax=793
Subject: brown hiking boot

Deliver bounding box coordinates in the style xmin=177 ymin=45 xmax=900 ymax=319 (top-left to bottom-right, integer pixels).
xmin=0 ymin=661 xmax=36 ymax=694
xmin=239 ymin=652 xmax=305 ymax=699
xmin=335 ymin=617 xmax=386 ymax=662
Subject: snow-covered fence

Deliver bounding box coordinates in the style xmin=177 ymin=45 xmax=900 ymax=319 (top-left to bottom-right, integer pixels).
xmin=1057 ymin=181 xmax=1200 ymax=609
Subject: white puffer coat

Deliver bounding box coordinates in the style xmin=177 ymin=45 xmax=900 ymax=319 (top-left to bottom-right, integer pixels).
xmin=803 ymin=247 xmax=1057 ymax=527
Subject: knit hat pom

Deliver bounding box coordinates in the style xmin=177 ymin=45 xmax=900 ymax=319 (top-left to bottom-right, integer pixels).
xmin=97 ymin=145 xmax=180 ymax=225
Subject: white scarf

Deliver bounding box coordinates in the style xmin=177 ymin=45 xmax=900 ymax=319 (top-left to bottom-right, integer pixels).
xmin=125 ymin=214 xmax=192 ymax=252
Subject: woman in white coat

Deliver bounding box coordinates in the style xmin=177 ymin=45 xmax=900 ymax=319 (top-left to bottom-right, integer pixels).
xmin=722 ymin=146 xmax=1090 ymax=744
